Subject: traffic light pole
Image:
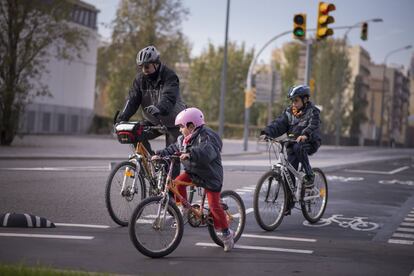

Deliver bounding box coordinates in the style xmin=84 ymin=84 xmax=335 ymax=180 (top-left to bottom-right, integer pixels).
xmin=304 ymin=39 xmax=313 ymax=86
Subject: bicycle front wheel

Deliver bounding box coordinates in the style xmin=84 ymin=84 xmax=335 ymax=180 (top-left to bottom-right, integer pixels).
xmin=253 ymin=170 xmax=288 ymax=231
xmin=129 ymin=196 xmax=184 ymax=258
xmin=105 ymin=161 xmax=145 ymax=226
xmin=301 ymin=168 xmax=328 ymax=223
xmin=208 ymin=190 xmax=246 ymax=247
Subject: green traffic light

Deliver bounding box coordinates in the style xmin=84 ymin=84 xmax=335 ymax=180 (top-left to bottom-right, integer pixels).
xmin=294 ymin=28 xmax=305 ymax=37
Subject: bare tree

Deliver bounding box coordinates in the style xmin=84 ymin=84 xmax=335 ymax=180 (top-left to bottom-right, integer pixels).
xmin=0 ymin=0 xmax=88 ymax=145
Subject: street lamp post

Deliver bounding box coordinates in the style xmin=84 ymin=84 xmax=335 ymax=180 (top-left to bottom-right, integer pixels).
xmin=377 ymin=45 xmax=412 ymax=146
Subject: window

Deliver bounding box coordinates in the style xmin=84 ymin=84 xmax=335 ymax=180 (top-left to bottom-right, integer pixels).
xmin=58 ymin=114 xmax=65 ymax=132
xmin=71 ymin=115 xmax=79 ymax=133
xmin=42 ymin=112 xmax=51 ymax=132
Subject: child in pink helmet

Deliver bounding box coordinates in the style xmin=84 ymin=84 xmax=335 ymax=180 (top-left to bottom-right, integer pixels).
xmin=152 ymin=107 xmax=234 ymax=252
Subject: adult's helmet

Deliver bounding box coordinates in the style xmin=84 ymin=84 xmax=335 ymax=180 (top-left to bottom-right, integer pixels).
xmin=175 ymin=108 xmax=205 ymax=128
xmin=136 ymin=45 xmax=160 ymax=66
xmin=287 ymin=85 xmax=310 ymax=100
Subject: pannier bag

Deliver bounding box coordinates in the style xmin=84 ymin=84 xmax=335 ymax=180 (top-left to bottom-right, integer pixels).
xmin=115 ymin=122 xmax=144 ymax=144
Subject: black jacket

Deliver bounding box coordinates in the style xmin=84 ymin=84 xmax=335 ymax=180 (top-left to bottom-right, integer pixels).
xmin=263 ymin=102 xmax=322 ymax=148
xmin=156 ymin=126 xmax=224 ymax=192
xmin=118 ymin=64 xmax=186 ymax=127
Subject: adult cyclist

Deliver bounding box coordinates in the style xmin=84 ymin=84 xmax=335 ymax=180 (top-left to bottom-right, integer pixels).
xmin=117 ymin=45 xmax=186 ymax=177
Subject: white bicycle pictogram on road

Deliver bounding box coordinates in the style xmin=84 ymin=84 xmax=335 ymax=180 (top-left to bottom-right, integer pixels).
xmin=303 ymin=214 xmax=379 ymax=231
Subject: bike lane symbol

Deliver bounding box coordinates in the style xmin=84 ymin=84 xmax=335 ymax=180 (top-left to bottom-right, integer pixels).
xmin=303 ymin=214 xmax=379 ymax=231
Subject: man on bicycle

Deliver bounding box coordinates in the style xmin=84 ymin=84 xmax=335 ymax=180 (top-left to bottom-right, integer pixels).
xmin=117 ymin=45 xmax=186 ymax=177
xmin=260 ymin=85 xmax=321 ymax=187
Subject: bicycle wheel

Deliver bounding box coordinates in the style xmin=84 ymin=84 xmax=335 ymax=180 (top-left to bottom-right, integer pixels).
xmin=208 ymin=190 xmax=246 ymax=247
xmin=129 ymin=196 xmax=184 ymax=258
xmin=105 ymin=161 xmax=145 ymax=226
xmin=253 ymin=170 xmax=288 ymax=231
xmin=301 ymin=168 xmax=328 ymax=223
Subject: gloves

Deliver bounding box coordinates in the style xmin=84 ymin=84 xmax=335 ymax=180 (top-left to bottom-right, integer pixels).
xmin=144 ymin=105 xmax=160 ymax=116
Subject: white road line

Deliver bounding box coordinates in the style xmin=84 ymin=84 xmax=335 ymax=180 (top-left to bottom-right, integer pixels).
xmin=54 ymin=223 xmax=111 ymax=229
xmin=235 ymin=189 xmax=254 ymax=192
xmin=0 ymin=166 xmax=108 ymax=172
xmin=401 ymin=222 xmax=414 ymax=227
xmin=242 ymin=234 xmax=316 ymax=243
xmin=407 ymin=214 xmax=414 ymax=218
xmin=242 ymin=187 xmax=256 ymax=190
xmin=236 ymin=192 xmax=246 ymax=195
xmin=345 ymin=166 xmax=409 ymax=175
xmin=392 ymin=232 xmax=414 ymax=239
xmin=404 ymin=218 xmax=414 ymax=222
xmin=245 ymin=208 xmax=254 ymax=215
xmin=0 ymin=233 xmax=94 ymax=240
xmin=388 ymin=239 xmax=414 ymax=245
xmin=196 ymin=242 xmax=313 ymax=254
xmin=397 ymin=227 xmax=414 ymax=233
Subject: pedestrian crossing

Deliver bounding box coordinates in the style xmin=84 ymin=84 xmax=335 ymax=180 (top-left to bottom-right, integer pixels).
xmin=388 ymin=208 xmax=414 ymax=245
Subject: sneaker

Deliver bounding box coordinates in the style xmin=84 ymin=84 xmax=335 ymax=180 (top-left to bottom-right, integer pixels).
xmin=222 ymin=229 xmax=235 ymax=252
xmin=303 ymin=173 xmax=315 ymax=188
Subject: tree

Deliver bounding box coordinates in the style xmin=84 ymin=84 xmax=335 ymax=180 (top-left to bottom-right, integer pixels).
xmin=311 ymin=39 xmax=351 ymax=135
xmin=187 ymin=42 xmax=254 ymax=124
xmin=102 ymin=0 xmax=191 ymax=117
xmin=0 ymin=0 xmax=88 ymax=145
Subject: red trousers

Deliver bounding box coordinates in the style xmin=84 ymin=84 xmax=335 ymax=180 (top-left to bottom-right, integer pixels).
xmin=174 ymin=172 xmax=229 ymax=230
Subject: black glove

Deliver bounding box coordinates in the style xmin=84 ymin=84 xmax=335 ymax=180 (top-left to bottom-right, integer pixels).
xmin=144 ymin=105 xmax=160 ymax=116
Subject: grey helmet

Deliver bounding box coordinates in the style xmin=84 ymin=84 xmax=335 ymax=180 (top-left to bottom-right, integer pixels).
xmin=136 ymin=45 xmax=160 ymax=66
xmin=287 ymin=85 xmax=310 ymax=100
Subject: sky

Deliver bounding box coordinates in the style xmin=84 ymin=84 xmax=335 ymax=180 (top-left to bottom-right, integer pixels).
xmin=86 ymin=0 xmax=414 ymax=70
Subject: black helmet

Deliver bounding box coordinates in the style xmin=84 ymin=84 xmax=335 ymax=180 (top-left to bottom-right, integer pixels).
xmin=136 ymin=45 xmax=160 ymax=66
xmin=287 ymin=85 xmax=310 ymax=100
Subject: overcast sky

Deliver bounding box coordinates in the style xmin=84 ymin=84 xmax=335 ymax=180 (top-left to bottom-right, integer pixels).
xmin=86 ymin=0 xmax=414 ymax=69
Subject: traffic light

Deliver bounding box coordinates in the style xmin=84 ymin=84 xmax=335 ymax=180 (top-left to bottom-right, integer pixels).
xmin=361 ymin=22 xmax=368 ymax=41
xmin=316 ymin=2 xmax=335 ymax=40
xmin=293 ymin=13 xmax=306 ymax=40
xmin=244 ymin=88 xmax=256 ymax=108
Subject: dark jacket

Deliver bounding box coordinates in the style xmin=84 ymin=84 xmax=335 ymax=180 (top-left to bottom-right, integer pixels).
xmin=156 ymin=126 xmax=224 ymax=192
xmin=263 ymin=102 xmax=322 ymax=148
xmin=118 ymin=64 xmax=186 ymax=127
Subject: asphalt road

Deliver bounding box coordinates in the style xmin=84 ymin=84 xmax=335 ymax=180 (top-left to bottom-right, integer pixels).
xmin=0 ymin=155 xmax=413 ymax=276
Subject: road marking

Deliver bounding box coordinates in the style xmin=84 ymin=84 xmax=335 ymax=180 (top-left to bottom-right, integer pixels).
xmin=0 ymin=233 xmax=94 ymax=240
xmin=54 ymin=223 xmax=111 ymax=229
xmin=401 ymin=222 xmax=414 ymax=227
xmin=404 ymin=218 xmax=414 ymax=222
xmin=388 ymin=239 xmax=413 ymax=245
xmin=235 ymin=189 xmax=254 ymax=192
xmin=397 ymin=227 xmax=414 ymax=233
xmin=407 ymin=214 xmax=414 ymax=218
xmin=345 ymin=166 xmax=409 ymax=175
xmin=196 ymin=242 xmax=313 ymax=254
xmin=392 ymin=232 xmax=414 ymax=239
xmin=242 ymin=234 xmax=316 ymax=243
xmin=245 ymin=208 xmax=254 ymax=215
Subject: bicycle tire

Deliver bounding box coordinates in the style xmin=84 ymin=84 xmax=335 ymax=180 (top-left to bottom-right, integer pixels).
xmin=105 ymin=161 xmax=146 ymax=226
xmin=208 ymin=190 xmax=246 ymax=247
xmin=301 ymin=167 xmax=328 ymax=224
xmin=129 ymin=196 xmax=184 ymax=258
xmin=253 ymin=170 xmax=288 ymax=231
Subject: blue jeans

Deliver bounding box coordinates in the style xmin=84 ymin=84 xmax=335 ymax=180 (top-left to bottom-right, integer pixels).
xmin=287 ymin=142 xmax=317 ymax=176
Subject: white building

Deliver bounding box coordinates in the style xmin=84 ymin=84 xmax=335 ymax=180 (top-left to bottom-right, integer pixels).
xmin=20 ymin=1 xmax=99 ymax=134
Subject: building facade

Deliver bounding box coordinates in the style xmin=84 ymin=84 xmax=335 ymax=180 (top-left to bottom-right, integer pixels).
xmin=20 ymin=1 xmax=99 ymax=134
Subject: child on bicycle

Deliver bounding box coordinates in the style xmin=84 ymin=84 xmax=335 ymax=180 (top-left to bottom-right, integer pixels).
xmin=260 ymin=84 xmax=321 ymax=188
xmin=152 ymin=107 xmax=235 ymax=252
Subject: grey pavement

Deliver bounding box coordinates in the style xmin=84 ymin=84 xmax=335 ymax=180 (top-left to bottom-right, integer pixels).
xmin=0 ymin=135 xmax=413 ymax=171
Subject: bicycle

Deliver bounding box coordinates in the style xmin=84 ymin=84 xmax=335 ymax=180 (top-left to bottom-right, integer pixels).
xmin=128 ymin=154 xmax=246 ymax=258
xmin=253 ymin=136 xmax=328 ymax=231
xmin=105 ymin=112 xmax=195 ymax=226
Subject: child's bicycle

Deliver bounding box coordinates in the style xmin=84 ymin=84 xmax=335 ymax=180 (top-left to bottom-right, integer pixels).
xmin=105 ymin=112 xmax=195 ymax=226
xmin=128 ymin=154 xmax=246 ymax=258
xmin=253 ymin=136 xmax=328 ymax=231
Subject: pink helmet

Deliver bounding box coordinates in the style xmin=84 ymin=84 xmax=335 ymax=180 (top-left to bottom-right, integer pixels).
xmin=175 ymin=107 xmax=205 ymax=128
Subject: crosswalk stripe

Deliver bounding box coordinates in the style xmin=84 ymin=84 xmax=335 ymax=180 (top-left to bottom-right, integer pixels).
xmin=242 ymin=234 xmax=316 ymax=242
xmin=196 ymin=242 xmax=313 ymax=254
xmin=388 ymin=239 xmax=414 ymax=245
xmin=404 ymin=218 xmax=414 ymax=222
xmin=397 ymin=227 xmax=414 ymax=233
xmin=392 ymin=232 xmax=414 ymax=239
xmin=0 ymin=233 xmax=94 ymax=240
xmin=401 ymin=222 xmax=414 ymax=227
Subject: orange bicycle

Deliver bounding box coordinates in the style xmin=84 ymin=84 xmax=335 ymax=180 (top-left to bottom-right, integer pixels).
xmin=105 ymin=113 xmax=195 ymax=226
xmin=128 ymin=155 xmax=246 ymax=258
